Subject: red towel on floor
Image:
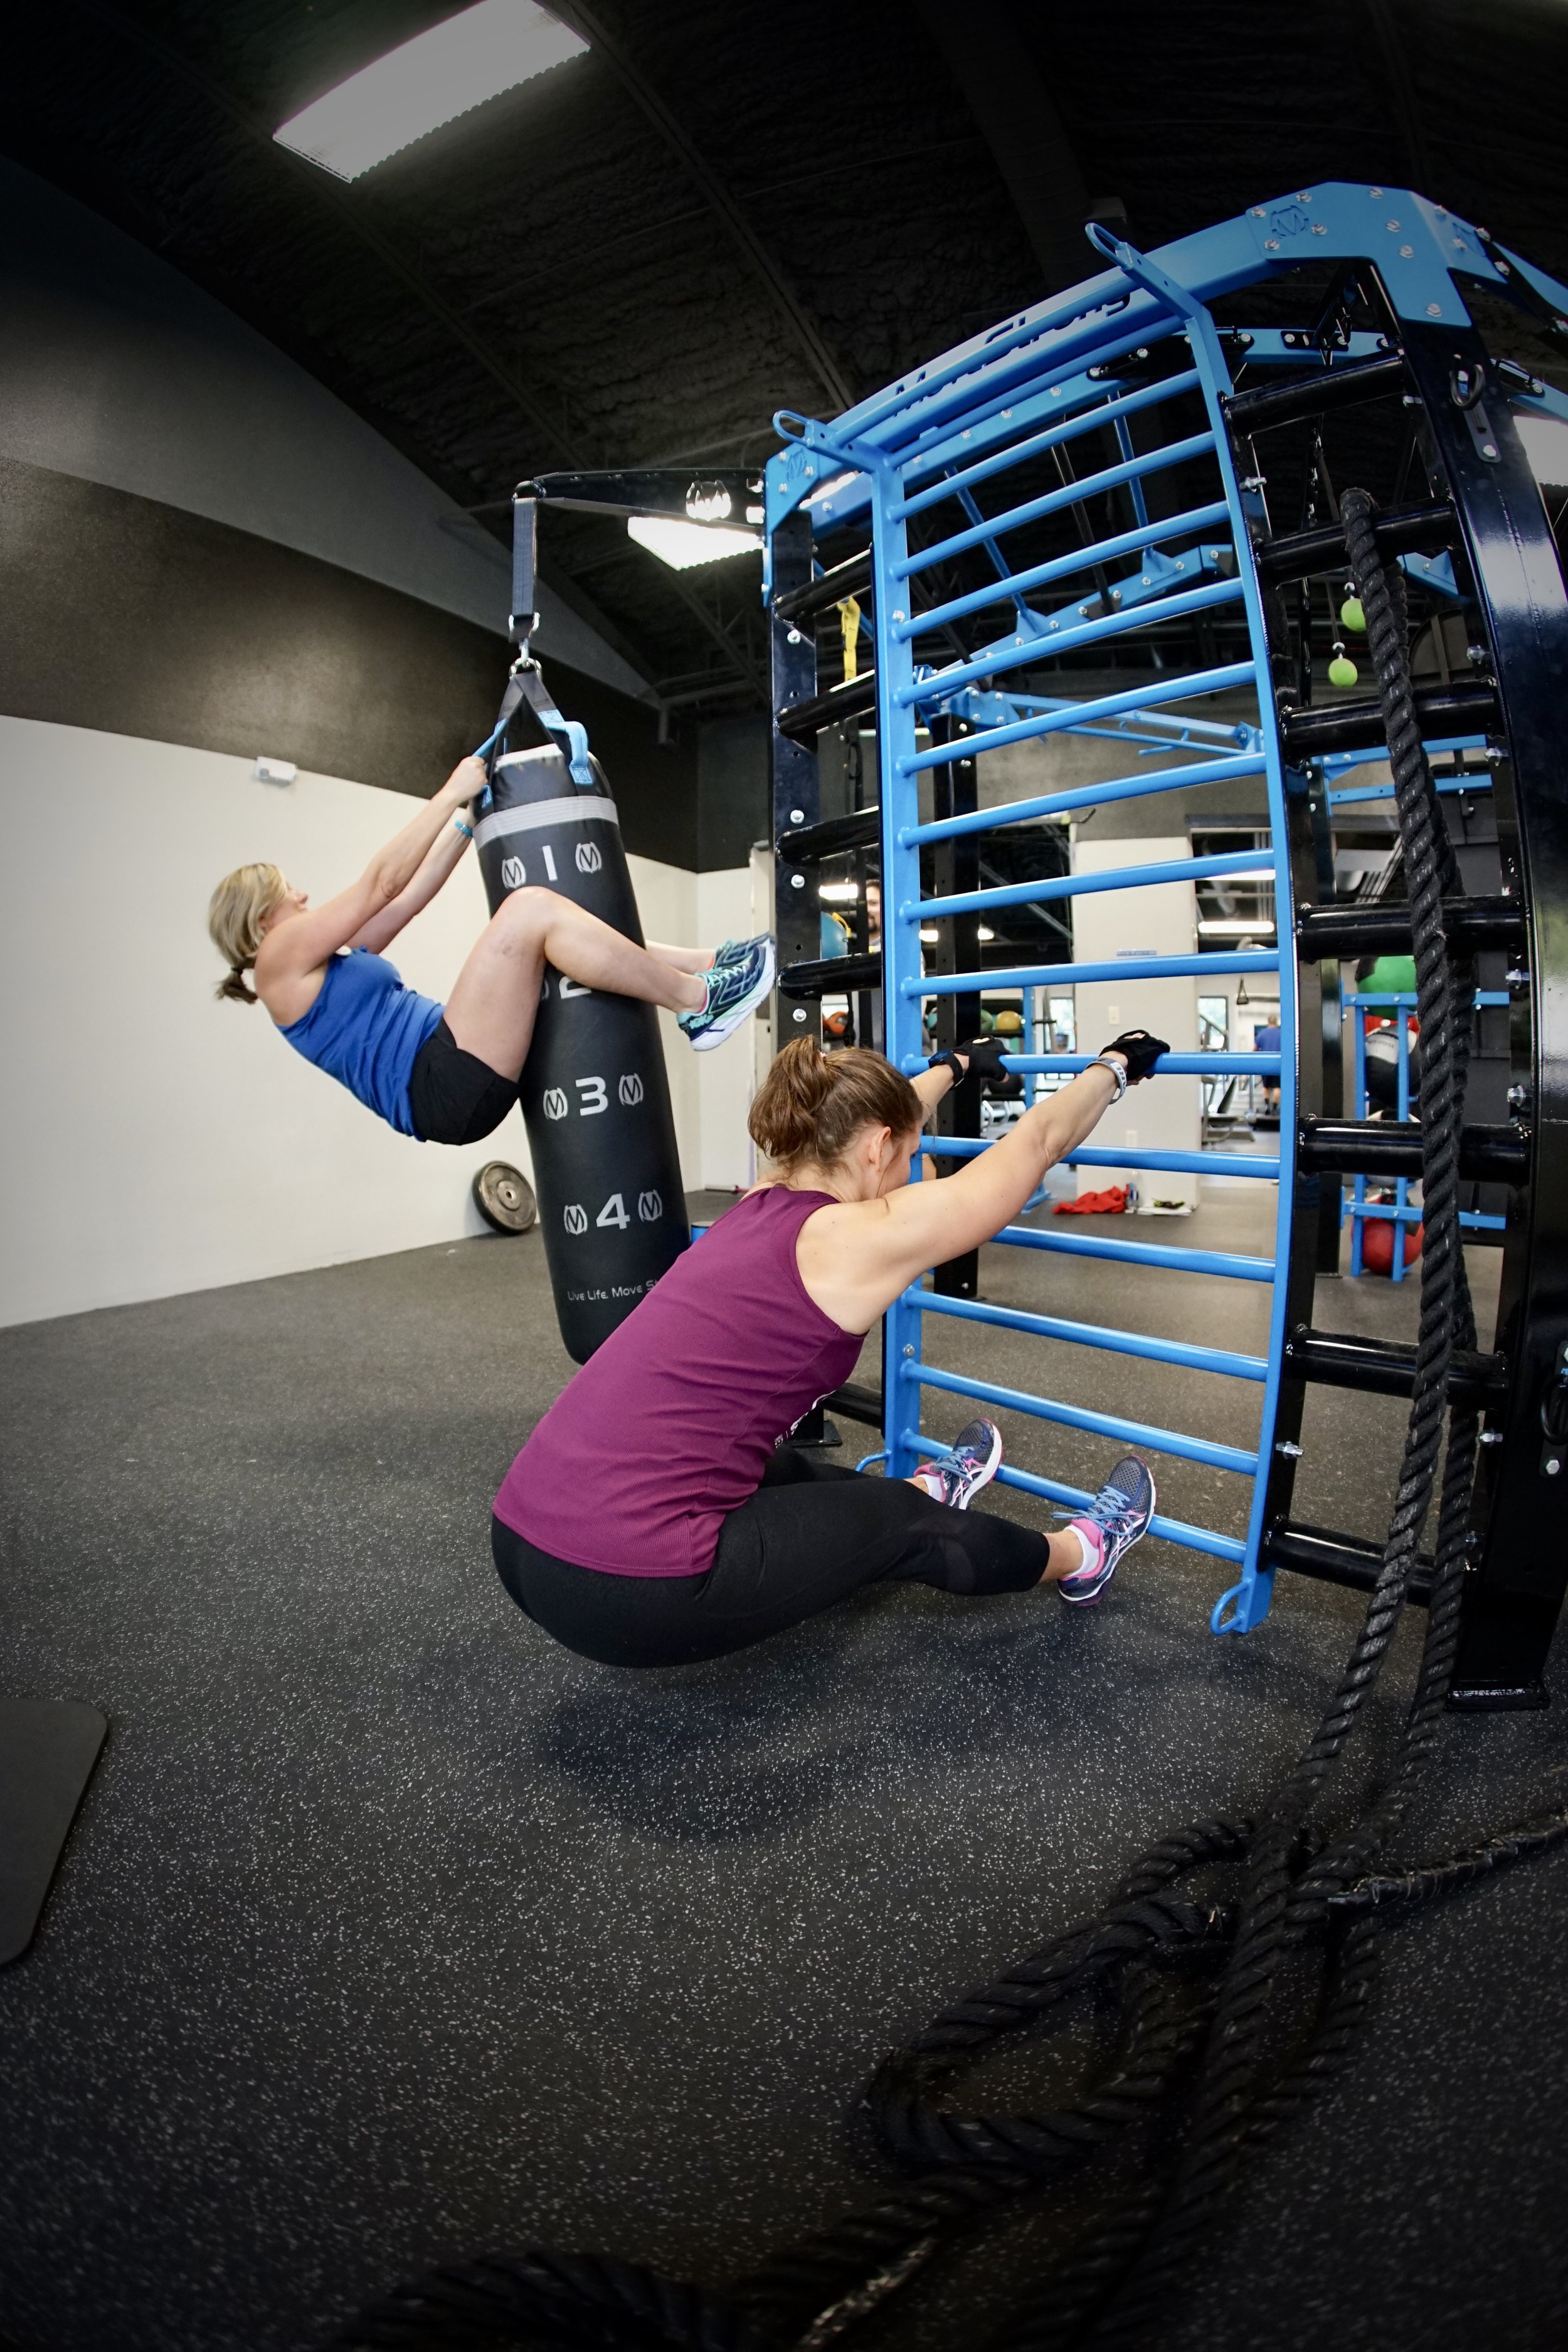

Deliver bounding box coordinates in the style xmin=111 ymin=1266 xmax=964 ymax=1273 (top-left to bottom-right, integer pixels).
xmin=1054 ymin=1185 xmax=1130 ymax=1216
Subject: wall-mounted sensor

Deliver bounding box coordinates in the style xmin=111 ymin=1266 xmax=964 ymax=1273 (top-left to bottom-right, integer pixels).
xmin=254 ymin=756 xmax=297 ymax=785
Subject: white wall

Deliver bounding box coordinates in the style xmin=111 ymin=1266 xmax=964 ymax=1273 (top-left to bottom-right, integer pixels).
xmin=1070 ymin=834 xmax=1200 ymax=1209
xmin=0 ymin=715 xmax=755 ymax=1327
xmin=695 ymin=867 xmax=761 ymax=1191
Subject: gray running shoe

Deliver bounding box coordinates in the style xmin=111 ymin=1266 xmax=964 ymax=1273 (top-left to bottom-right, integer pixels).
xmin=913 ymin=1418 xmax=1004 ymax=1509
xmin=1056 ymin=1456 xmax=1156 ymax=1604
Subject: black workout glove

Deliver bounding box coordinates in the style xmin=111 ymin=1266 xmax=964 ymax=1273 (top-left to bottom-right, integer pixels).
xmin=961 ymin=1036 xmax=1026 ymax=1097
xmin=1099 ymin=1029 xmax=1168 ymax=1084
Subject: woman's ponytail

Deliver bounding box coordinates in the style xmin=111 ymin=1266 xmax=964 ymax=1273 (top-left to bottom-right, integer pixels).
xmin=749 ymin=1037 xmax=923 ymax=1170
xmin=207 ymin=863 xmax=287 ymax=1005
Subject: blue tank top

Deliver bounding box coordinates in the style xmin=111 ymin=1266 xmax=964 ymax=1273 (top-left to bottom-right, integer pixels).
xmin=277 ymin=950 xmax=443 ymax=1138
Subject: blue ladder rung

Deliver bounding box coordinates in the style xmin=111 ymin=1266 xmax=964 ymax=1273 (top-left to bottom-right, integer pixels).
xmin=906 ymin=1363 xmax=1260 ymax=1475
xmin=908 ymin=844 xmax=1275 ymax=923
xmin=900 ymin=502 xmax=1233 ymax=640
xmin=896 ymin=430 xmax=1219 ymax=579
xmin=904 ymin=743 xmax=1264 ymax=838
xmin=995 ymin=1225 xmax=1275 ymax=1281
xmin=986 ymin=1054 xmax=1282 ymax=1077
xmin=893 ymin=368 xmax=1204 ymax=521
xmin=921 ymin=1138 xmax=1280 ymax=1180
xmin=882 ymin=319 xmax=1181 ymax=499
xmin=900 ymin=1439 xmax=1248 ymax=1567
xmin=896 ymin=576 xmax=1247 ymax=706
xmin=907 ymin=1288 xmax=1268 ymax=1382
xmin=912 ymin=950 xmax=1279 ymax=995
xmin=859 ymin=283 xmax=1173 ymax=453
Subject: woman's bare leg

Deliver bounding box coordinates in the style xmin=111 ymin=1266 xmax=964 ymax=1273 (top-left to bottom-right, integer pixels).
xmin=442 ymin=887 xmax=705 ymax=1079
xmin=646 ymin=941 xmax=715 ymax=975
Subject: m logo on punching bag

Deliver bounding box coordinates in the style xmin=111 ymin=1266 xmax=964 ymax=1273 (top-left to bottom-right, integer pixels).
xmin=475 ymin=740 xmax=689 ymax=1362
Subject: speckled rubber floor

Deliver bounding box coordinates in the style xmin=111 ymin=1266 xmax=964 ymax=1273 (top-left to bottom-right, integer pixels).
xmin=1 ymin=1202 xmax=1565 ymax=2352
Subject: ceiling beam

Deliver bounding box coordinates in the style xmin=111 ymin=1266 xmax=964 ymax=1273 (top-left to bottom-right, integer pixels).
xmin=553 ymin=0 xmax=855 ymax=416
xmin=913 ymin=0 xmax=1096 ymax=294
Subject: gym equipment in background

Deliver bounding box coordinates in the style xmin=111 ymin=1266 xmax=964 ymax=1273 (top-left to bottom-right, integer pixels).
xmin=474 ymin=504 xmax=688 ymax=1363
xmin=336 ymin=183 xmax=1568 ymax=2352
xmin=1343 ymin=988 xmax=1503 ymax=1278
xmin=761 ymin=180 xmax=1564 ymax=1704
xmin=470 ymin=1162 xmax=536 ymax=1236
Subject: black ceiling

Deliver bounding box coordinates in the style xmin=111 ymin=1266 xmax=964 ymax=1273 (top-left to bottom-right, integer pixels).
xmin=9 ymin=0 xmax=1568 ymax=717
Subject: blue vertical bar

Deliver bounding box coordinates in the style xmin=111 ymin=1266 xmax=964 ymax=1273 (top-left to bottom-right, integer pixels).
xmin=873 ymin=458 xmax=924 ymax=1478
xmin=1174 ymin=295 xmax=1296 ymax=1637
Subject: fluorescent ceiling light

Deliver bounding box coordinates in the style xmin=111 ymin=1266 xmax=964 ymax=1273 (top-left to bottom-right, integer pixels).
xmin=627 ymin=516 xmax=763 ymax=570
xmin=1199 ymin=919 xmax=1276 ymax=935
xmin=919 ymin=927 xmax=940 ymax=943
xmin=818 ymin=881 xmax=860 ymax=903
xmin=275 ymin=0 xmax=586 ymax=181
xmin=977 ymin=926 xmax=995 ymax=942
xmin=1517 ymin=413 xmax=1568 ymax=488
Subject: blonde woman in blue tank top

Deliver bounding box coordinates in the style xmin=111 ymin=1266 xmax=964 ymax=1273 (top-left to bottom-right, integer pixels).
xmin=207 ymin=754 xmax=774 ymax=1145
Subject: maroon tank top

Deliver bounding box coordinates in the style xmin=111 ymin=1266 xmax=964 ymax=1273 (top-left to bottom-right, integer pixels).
xmin=494 ymin=1186 xmax=864 ymax=1576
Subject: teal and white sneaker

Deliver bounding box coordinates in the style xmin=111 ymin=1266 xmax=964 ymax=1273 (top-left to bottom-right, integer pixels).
xmin=912 ymin=1419 xmax=1004 ymax=1508
xmin=679 ymin=935 xmax=776 ymax=1052
xmin=710 ymin=935 xmax=763 ymax=970
xmin=1056 ymin=1456 xmax=1156 ymax=1604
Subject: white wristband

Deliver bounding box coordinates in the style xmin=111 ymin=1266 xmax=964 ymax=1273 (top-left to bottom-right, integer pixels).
xmin=1091 ymin=1054 xmax=1128 ymax=1101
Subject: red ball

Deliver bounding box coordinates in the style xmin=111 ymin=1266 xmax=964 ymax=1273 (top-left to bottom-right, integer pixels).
xmin=1360 ymin=1217 xmax=1423 ymax=1276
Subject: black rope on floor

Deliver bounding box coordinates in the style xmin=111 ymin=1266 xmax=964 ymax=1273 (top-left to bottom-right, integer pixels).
xmin=331 ymin=491 xmax=1568 ymax=2352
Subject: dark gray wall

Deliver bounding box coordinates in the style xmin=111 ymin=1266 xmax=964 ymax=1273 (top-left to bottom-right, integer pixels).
xmin=696 ymin=714 xmax=768 ymax=870
xmin=0 ymin=458 xmax=697 ymax=859
xmin=0 ymin=156 xmax=649 ymax=701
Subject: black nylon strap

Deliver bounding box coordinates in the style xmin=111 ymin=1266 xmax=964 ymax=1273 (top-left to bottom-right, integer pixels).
xmin=510 ymin=494 xmax=538 ymax=643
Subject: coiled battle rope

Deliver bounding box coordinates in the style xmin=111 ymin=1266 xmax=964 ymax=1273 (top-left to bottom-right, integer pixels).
xmin=334 ymin=491 xmax=1568 ymax=2352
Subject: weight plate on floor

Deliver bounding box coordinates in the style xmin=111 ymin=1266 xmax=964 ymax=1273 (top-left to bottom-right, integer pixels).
xmin=472 ymin=1162 xmax=536 ymax=1234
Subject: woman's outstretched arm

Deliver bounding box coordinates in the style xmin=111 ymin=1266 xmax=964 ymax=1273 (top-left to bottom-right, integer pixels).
xmin=347 ymin=815 xmax=472 ymax=955
xmin=806 ymin=1059 xmax=1126 ymax=1330
xmin=257 ymin=756 xmax=485 ymax=992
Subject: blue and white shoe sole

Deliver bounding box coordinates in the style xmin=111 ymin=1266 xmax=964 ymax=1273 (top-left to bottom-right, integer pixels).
xmin=687 ymin=940 xmax=776 ymax=1052
xmin=1059 ymin=1469 xmax=1156 ymax=1604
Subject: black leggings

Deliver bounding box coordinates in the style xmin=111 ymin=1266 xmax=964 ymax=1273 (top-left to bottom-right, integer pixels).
xmin=491 ymin=1445 xmax=1046 ymax=1668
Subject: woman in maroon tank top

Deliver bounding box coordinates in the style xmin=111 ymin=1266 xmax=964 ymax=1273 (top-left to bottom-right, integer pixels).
xmin=492 ymin=1029 xmax=1168 ymax=1666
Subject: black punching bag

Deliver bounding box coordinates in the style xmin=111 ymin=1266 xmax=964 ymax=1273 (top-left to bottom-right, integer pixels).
xmin=475 ymin=741 xmax=689 ymax=1362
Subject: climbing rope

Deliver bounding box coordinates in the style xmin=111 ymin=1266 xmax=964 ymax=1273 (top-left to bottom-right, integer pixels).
xmin=332 ymin=492 xmax=1568 ymax=2352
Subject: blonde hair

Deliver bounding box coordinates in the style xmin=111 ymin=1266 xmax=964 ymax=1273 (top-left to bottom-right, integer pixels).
xmin=749 ymin=1038 xmax=923 ymax=1170
xmin=208 ymin=862 xmax=287 ymax=1004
